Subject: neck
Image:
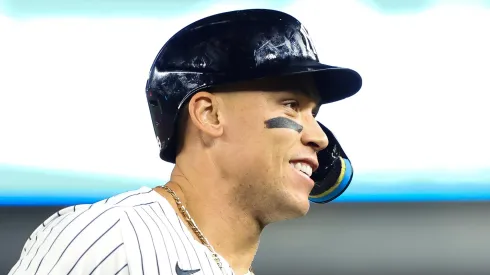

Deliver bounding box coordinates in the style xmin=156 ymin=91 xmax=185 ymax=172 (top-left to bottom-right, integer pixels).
xmin=157 ymin=158 xmax=262 ymax=275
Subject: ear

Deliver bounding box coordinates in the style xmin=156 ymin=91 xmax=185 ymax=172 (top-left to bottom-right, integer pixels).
xmin=187 ymin=91 xmax=224 ymax=138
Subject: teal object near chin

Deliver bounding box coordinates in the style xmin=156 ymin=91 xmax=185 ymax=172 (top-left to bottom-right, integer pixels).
xmin=309 ymin=158 xmax=353 ymax=204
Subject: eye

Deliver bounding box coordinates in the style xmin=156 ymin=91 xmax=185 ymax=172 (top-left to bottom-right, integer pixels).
xmin=283 ymin=100 xmax=300 ymax=112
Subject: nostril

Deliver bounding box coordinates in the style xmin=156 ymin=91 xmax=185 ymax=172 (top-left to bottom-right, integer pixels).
xmin=307 ymin=141 xmax=321 ymax=150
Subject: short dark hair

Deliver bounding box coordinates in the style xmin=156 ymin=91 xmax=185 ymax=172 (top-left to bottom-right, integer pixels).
xmin=175 ymin=101 xmax=190 ymax=156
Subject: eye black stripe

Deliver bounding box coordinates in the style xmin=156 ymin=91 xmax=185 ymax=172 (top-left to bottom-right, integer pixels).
xmin=264 ymin=117 xmax=303 ymax=133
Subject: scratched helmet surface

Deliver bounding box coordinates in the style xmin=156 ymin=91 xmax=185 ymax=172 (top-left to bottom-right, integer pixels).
xmin=145 ymin=8 xmax=362 ymax=204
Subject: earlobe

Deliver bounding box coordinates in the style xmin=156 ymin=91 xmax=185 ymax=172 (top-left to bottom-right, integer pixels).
xmin=188 ymin=92 xmax=223 ymax=137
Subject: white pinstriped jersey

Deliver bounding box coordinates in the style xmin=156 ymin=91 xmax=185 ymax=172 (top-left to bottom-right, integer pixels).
xmin=9 ymin=187 xmax=238 ymax=275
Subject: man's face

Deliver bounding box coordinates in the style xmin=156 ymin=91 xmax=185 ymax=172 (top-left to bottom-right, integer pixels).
xmin=213 ymin=75 xmax=329 ymax=222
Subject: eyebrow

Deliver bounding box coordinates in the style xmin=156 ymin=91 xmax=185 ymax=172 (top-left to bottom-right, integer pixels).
xmin=289 ymin=88 xmax=321 ymax=114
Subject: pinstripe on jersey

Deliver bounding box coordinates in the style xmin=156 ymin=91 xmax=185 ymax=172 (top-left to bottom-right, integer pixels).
xmin=8 ymin=187 xmax=236 ymax=275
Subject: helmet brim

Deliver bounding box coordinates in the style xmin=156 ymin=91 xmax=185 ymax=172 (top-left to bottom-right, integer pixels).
xmin=265 ymin=60 xmax=363 ymax=104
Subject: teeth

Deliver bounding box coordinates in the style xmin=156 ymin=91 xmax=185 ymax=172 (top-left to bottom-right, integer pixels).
xmin=292 ymin=162 xmax=313 ymax=177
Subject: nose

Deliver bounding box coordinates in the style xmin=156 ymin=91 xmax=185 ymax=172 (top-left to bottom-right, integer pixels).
xmin=301 ymin=117 xmax=329 ymax=152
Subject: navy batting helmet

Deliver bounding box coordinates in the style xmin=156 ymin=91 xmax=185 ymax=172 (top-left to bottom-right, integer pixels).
xmin=145 ymin=9 xmax=362 ymax=204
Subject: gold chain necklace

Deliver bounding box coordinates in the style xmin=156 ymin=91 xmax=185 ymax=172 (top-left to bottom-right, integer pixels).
xmin=160 ymin=185 xmax=254 ymax=275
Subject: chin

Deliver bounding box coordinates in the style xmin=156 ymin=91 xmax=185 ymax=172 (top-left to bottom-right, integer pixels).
xmin=280 ymin=193 xmax=312 ymax=221
xmin=264 ymin=170 xmax=314 ymax=223
xmin=288 ymin=174 xmax=314 ymax=217
xmin=262 ymin=191 xmax=311 ymax=224
xmin=294 ymin=195 xmax=312 ymax=216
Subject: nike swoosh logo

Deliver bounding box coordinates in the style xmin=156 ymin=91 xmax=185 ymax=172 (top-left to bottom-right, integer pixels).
xmin=175 ymin=262 xmax=200 ymax=275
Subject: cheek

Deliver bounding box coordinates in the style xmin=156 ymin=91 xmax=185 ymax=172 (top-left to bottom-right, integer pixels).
xmin=222 ymin=114 xmax=299 ymax=172
xmin=268 ymin=130 xmax=299 ymax=155
xmin=220 ymin=118 xmax=267 ymax=168
xmin=251 ymin=130 xmax=299 ymax=178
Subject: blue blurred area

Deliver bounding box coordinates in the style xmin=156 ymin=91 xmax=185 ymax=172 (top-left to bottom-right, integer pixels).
xmin=0 ymin=0 xmax=292 ymax=18
xmin=0 ymin=0 xmax=209 ymax=18
xmin=2 ymin=164 xmax=490 ymax=206
xmin=3 ymin=0 xmax=490 ymax=18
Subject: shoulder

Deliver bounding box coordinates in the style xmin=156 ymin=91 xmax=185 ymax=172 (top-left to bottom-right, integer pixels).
xmin=8 ymin=187 xmax=182 ymax=275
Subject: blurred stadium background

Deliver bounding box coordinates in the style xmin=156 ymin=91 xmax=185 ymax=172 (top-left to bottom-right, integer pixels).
xmin=1 ymin=0 xmax=490 ymax=274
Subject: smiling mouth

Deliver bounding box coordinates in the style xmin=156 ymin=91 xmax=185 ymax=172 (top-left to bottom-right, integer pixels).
xmin=289 ymin=161 xmax=313 ymax=177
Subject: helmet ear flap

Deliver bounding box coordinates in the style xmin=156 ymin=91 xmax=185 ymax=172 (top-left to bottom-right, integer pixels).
xmin=309 ymin=123 xmax=353 ymax=204
xmin=146 ymin=87 xmax=179 ymax=164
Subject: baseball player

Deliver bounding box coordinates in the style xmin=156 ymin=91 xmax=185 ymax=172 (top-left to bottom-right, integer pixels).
xmin=8 ymin=8 xmax=362 ymax=275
